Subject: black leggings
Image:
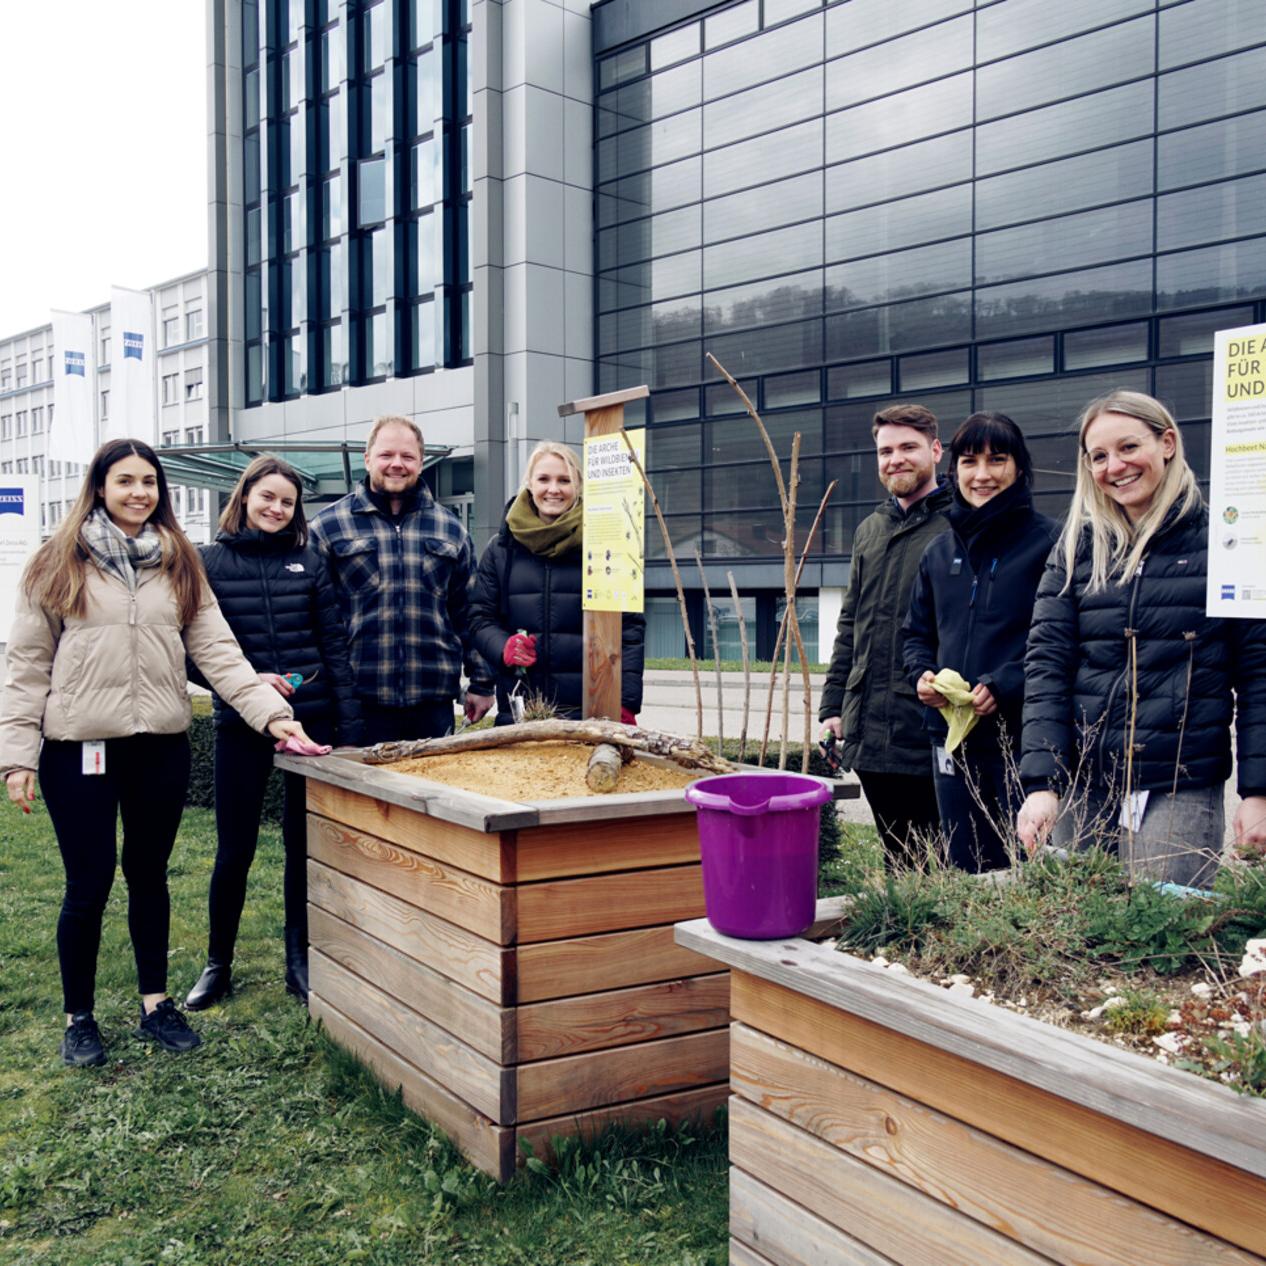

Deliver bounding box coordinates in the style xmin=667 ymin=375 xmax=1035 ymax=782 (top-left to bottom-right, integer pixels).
xmin=207 ymin=721 xmax=319 ymax=962
xmin=40 ymin=733 xmax=192 ymax=1014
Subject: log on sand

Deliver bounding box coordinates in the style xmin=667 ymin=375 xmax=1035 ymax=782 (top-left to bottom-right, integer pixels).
xmin=362 ymin=719 xmax=734 ymax=776
xmin=585 ymin=743 xmax=628 ymax=792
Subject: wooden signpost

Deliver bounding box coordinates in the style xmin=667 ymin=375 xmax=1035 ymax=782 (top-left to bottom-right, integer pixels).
xmin=557 ymin=384 xmax=650 ymax=720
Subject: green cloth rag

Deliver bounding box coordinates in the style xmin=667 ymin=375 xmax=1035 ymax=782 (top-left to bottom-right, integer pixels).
xmin=933 ymin=667 xmax=980 ymax=755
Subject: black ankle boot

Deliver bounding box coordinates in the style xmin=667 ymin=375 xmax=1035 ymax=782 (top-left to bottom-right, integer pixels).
xmin=185 ymin=959 xmax=232 ymax=1011
xmin=284 ymin=928 xmax=309 ymax=1002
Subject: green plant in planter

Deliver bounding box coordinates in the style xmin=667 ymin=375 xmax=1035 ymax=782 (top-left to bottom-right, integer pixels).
xmin=1083 ymin=882 xmax=1219 ymax=975
xmin=1102 ymin=985 xmax=1171 ymax=1036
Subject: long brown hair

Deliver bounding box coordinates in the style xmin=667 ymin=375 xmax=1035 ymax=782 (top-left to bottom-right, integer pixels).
xmin=218 ymin=455 xmax=308 ymax=545
xmin=23 ymin=438 xmax=207 ymax=625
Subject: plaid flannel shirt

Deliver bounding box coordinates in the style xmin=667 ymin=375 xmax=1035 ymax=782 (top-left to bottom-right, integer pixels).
xmin=310 ymin=481 xmax=495 ymax=708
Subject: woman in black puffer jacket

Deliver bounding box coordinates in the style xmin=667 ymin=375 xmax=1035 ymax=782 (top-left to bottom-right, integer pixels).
xmin=1017 ymin=390 xmax=1266 ymax=884
xmin=470 ymin=441 xmax=644 ymax=725
xmin=903 ymin=414 xmax=1059 ymax=872
xmin=185 ymin=457 xmax=362 ymax=1011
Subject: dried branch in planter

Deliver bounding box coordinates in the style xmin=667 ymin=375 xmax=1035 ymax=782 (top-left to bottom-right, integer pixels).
xmin=618 ymin=428 xmax=704 ymax=742
xmin=695 ymin=548 xmax=725 ymax=757
xmin=364 ymin=719 xmax=734 ymax=775
xmin=727 ymin=569 xmax=751 ymax=764
xmin=586 ymin=743 xmax=628 ymax=792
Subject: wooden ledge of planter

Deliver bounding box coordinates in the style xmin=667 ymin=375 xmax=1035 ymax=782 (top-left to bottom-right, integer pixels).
xmin=276 ymin=750 xmax=856 ymax=832
xmin=675 ymin=912 xmax=1266 ymax=1183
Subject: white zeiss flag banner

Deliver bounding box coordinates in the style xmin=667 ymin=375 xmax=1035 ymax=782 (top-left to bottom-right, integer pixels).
xmin=109 ymin=286 xmax=157 ymax=443
xmin=49 ymin=310 xmax=95 ymax=462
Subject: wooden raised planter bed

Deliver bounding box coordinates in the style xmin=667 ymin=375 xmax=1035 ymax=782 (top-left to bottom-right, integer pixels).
xmin=676 ymin=910 xmax=1266 ymax=1266
xmin=276 ymin=749 xmax=851 ymax=1181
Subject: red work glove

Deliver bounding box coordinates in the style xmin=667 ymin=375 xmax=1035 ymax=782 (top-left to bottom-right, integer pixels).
xmin=502 ymin=632 xmax=537 ymax=667
xmin=620 ymin=707 xmax=637 ymax=726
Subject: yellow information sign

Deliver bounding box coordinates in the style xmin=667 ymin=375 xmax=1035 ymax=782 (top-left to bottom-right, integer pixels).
xmin=582 ymin=430 xmax=645 ymax=614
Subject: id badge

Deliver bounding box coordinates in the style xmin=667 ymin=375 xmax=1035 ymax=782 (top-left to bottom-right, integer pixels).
xmin=934 ymin=745 xmax=955 ymax=776
xmin=82 ymin=741 xmax=106 ymax=776
xmin=1119 ymin=789 xmax=1149 ymax=833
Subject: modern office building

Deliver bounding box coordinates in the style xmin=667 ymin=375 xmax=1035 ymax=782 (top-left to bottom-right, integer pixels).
xmin=207 ymin=0 xmax=1266 ymax=659
xmin=0 ymin=270 xmax=214 ymax=544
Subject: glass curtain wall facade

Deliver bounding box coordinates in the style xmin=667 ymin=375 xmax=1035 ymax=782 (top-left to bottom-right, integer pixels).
xmin=594 ymin=0 xmax=1266 ymax=567
xmin=241 ymin=0 xmax=472 ymax=407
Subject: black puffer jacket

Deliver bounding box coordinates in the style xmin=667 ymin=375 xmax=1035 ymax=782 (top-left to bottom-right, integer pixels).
xmin=196 ymin=529 xmax=363 ymax=743
xmin=469 ymin=519 xmax=645 ymax=722
xmin=1021 ymin=503 xmax=1266 ymax=798
xmin=902 ymin=483 xmax=1060 ymax=750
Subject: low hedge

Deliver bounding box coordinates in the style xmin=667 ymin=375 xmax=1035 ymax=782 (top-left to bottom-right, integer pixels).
xmin=186 ymin=710 xmax=285 ymax=824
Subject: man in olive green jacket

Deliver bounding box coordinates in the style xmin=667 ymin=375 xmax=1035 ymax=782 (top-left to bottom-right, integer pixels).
xmin=820 ymin=404 xmax=952 ymax=865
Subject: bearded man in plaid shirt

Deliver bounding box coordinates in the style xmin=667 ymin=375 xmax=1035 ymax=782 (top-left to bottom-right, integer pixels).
xmin=310 ymin=415 xmax=496 ymax=744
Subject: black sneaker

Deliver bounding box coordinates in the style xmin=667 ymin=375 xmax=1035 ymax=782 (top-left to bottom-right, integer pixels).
xmin=60 ymin=1012 xmax=107 ymax=1067
xmin=135 ymin=999 xmax=203 ymax=1053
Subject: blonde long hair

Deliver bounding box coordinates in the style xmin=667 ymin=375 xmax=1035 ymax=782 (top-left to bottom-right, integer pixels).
xmin=1058 ymin=390 xmax=1203 ymax=593
xmin=23 ymin=438 xmax=207 ymax=625
xmin=521 ymin=440 xmax=583 ymax=495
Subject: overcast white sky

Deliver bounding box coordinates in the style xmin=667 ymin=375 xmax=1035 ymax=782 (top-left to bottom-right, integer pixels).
xmin=0 ymin=1 xmax=207 ymax=335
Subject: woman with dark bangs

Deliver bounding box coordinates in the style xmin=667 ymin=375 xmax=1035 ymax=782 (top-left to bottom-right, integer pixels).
xmin=902 ymin=413 xmax=1060 ymax=871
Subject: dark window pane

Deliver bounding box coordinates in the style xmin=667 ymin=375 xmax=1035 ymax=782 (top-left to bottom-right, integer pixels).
xmin=1064 ymin=322 xmax=1149 ymax=370
xmin=244 ymin=132 xmax=260 ymax=203
xmin=599 ymin=297 xmax=702 ymax=353
xmin=975 ymin=259 xmax=1153 ymax=338
xmin=323 ymin=173 xmax=343 ymax=238
xmin=765 ymin=369 xmax=822 ymax=408
xmin=1155 ymin=360 xmax=1213 ymax=422
xmin=705 ymin=0 xmax=757 ymax=49
xmin=598 ymin=157 xmax=701 ymax=224
xmin=826 ymin=0 xmax=970 ymax=57
xmin=646 ymin=422 xmax=701 ymax=469
xmin=245 ymin=68 xmax=260 ymax=128
xmin=704 ymin=270 xmax=823 ymax=333
xmin=976 ymin=367 xmax=1149 ymax=431
xmin=704 ymin=510 xmax=788 ymax=556
xmin=1158 ymin=108 xmax=1266 ymax=191
xmin=703 ymin=11 xmax=824 ymax=100
xmin=705 ymin=66 xmax=822 ymax=150
xmin=826 ymin=184 xmax=971 ymax=262
xmin=1157 ymin=236 xmax=1266 ymax=309
xmin=598 ymin=62 xmax=701 ymax=136
xmin=369 ymin=228 xmax=390 ymax=306
xmin=705 ymin=378 xmax=757 ymax=414
xmin=603 ymin=251 xmax=702 ymax=306
xmin=825 ymin=389 xmax=971 ymax=453
xmin=826 ymin=292 xmax=972 ymax=357
xmin=1181 ymin=421 xmax=1211 ymax=480
xmin=826 ymin=132 xmax=972 ymax=212
xmin=978 ymin=0 xmax=1152 ymax=61
xmin=976 ymin=141 xmax=1153 ymax=232
xmin=1158 ymin=173 xmax=1266 ymax=252
xmin=978 ymin=17 xmax=1154 ymax=122
xmin=899 ymin=348 xmax=968 ymax=391
xmin=1159 ymin=306 xmax=1256 ymax=358
xmin=650 ymin=389 xmax=700 ymax=423
xmin=707 ymin=407 xmax=823 ymax=462
xmin=1159 ymin=45 xmax=1266 ymax=130
xmin=826 ymin=239 xmax=971 ymax=310
xmin=646 ymin=516 xmax=701 ymax=561
xmin=705 ymin=319 xmax=824 ymax=378
xmin=976 ymin=201 xmax=1153 ymax=286
xmin=977 ymin=336 xmax=1054 ymax=380
xmin=826 ymin=359 xmax=892 ymax=399
xmin=826 ymin=74 xmax=972 ymax=163
xmin=977 ymin=81 xmax=1153 ymax=176
xmin=323 ymin=242 xmax=345 ymax=318
xmin=652 ymin=468 xmax=702 ymax=513
xmin=1160 ymin=0 xmax=1263 ymax=70
xmin=599 ymin=45 xmax=646 ymax=91
xmin=601 ymin=206 xmax=701 ymax=268
xmin=597 ymin=109 xmax=702 ymax=182
xmin=827 ymin=16 xmax=971 ymax=112
xmin=246 ymin=207 xmax=262 ymax=266
xmin=704 ymin=118 xmax=823 ymax=199
xmin=704 ymin=171 xmax=823 ymax=242
xmin=704 ymin=222 xmax=822 ymax=290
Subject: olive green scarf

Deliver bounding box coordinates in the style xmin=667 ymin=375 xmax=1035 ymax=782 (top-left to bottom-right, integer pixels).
xmin=505 ymin=488 xmax=584 ymax=558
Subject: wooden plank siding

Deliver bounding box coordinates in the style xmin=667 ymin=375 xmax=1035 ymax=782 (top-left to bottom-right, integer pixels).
xmin=512 ymin=813 xmax=702 ymax=881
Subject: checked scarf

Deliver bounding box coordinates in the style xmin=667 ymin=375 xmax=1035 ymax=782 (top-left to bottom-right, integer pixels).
xmin=80 ymin=507 xmax=164 ymax=591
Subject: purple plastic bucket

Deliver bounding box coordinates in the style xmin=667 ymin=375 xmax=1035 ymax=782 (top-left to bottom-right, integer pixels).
xmin=685 ymin=772 xmax=832 ymax=940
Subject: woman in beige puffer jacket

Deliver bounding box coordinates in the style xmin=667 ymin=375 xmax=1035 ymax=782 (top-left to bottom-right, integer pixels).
xmin=0 ymin=439 xmax=317 ymax=1067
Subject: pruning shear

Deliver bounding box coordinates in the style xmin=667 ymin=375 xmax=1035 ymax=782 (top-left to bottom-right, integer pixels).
xmin=818 ymin=727 xmax=843 ymax=777
xmin=508 ymin=629 xmax=530 ymax=723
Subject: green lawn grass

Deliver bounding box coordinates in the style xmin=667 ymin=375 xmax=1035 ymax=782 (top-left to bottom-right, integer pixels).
xmin=645 ymin=657 xmax=829 ymax=674
xmin=0 ymin=805 xmax=728 ymax=1266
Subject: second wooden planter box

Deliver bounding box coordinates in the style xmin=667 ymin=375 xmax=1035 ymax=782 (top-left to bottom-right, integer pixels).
xmin=677 ymin=912 xmax=1266 ymax=1266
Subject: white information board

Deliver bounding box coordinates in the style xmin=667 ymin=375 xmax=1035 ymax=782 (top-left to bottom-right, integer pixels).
xmin=1207 ymin=322 xmax=1266 ymax=618
xmin=0 ymin=476 xmax=42 ymax=643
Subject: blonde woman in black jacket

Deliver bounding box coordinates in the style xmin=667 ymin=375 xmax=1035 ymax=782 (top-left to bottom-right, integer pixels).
xmin=1017 ymin=391 xmax=1266 ymax=883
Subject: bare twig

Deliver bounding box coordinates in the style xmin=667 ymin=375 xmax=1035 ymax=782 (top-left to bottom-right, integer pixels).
xmin=618 ymin=428 xmax=703 ymax=742
xmin=695 ymin=549 xmax=725 ymax=757
xmin=727 ymin=569 xmax=750 ymax=764
xmin=779 ymin=433 xmax=802 ymax=770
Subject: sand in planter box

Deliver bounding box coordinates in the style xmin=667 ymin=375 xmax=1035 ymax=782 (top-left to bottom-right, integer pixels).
xmin=389 ymin=741 xmax=696 ymax=800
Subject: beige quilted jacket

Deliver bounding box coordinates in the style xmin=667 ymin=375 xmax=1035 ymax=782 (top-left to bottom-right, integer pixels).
xmin=0 ymin=565 xmax=293 ymax=772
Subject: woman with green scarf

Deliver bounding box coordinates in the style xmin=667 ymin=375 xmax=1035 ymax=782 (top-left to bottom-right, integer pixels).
xmin=470 ymin=441 xmax=645 ymax=725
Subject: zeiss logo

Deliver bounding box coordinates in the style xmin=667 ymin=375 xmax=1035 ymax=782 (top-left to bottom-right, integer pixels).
xmin=64 ymin=350 xmax=85 ymax=377
xmin=123 ymin=331 xmax=144 ymax=360
xmin=0 ymin=488 xmax=25 ymax=516
xmin=1222 ymin=584 xmax=1236 ymax=601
